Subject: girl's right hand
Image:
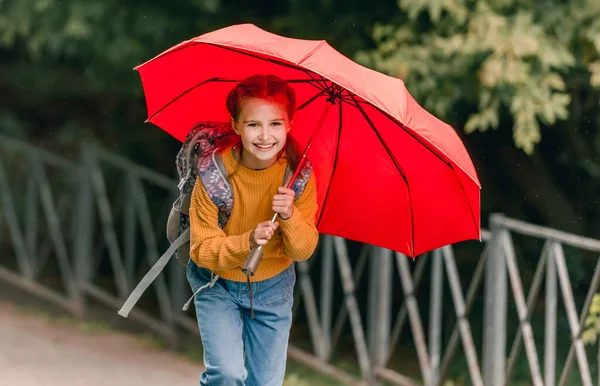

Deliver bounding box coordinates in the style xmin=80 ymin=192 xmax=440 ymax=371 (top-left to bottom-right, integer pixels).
xmin=249 ymin=221 xmax=279 ymax=249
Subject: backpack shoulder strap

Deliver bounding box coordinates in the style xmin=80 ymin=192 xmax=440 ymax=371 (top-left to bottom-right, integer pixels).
xmin=286 ymin=159 xmax=313 ymax=199
xmin=118 ymin=228 xmax=190 ymax=318
xmin=213 ymin=149 xmax=230 ymax=182
xmin=198 ymin=148 xmax=233 ymax=228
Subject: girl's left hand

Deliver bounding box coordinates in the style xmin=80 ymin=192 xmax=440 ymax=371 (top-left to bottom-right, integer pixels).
xmin=273 ymin=187 xmax=295 ymax=220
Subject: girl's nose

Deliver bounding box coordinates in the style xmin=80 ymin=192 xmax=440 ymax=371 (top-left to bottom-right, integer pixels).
xmin=259 ymin=126 xmax=270 ymax=139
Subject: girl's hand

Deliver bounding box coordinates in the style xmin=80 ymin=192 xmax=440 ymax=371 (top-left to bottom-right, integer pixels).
xmin=272 ymin=187 xmax=295 ymax=220
xmin=249 ymin=221 xmax=279 ymax=249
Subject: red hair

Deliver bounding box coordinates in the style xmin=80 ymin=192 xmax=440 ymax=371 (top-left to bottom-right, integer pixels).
xmin=226 ymin=74 xmax=301 ymax=172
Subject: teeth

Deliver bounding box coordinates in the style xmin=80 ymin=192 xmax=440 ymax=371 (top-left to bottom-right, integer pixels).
xmin=256 ymin=144 xmax=274 ymax=149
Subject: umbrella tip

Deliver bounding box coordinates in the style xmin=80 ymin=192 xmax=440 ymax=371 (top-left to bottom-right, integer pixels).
xmin=144 ymin=119 xmax=149 ymax=123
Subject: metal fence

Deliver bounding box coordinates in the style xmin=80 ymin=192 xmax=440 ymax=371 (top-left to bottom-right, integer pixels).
xmin=1 ymin=137 xmax=600 ymax=385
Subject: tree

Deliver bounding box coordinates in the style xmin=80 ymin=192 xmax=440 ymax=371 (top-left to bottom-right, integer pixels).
xmin=359 ymin=0 xmax=600 ymax=234
xmin=360 ymin=0 xmax=600 ymax=154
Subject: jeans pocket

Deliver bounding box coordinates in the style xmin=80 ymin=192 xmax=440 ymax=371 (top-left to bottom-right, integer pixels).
xmin=255 ymin=265 xmax=296 ymax=307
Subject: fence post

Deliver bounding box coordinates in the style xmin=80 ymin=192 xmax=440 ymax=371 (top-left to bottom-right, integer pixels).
xmin=545 ymin=242 xmax=557 ymax=386
xmin=72 ymin=146 xmax=95 ymax=319
xmin=368 ymin=247 xmax=393 ymax=383
xmin=429 ymin=248 xmax=443 ymax=386
xmin=482 ymin=214 xmax=507 ymax=386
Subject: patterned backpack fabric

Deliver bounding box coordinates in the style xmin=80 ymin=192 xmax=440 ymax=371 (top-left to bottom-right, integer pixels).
xmin=166 ymin=121 xmax=238 ymax=266
xmin=118 ymin=121 xmax=312 ymax=318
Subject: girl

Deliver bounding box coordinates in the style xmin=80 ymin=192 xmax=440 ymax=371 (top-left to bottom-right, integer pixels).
xmin=187 ymin=74 xmax=319 ymax=385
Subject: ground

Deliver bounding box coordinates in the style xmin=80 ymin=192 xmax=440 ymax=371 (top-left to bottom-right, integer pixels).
xmin=0 ymin=301 xmax=202 ymax=386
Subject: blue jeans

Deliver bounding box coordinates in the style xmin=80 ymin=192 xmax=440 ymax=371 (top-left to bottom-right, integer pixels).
xmin=186 ymin=261 xmax=296 ymax=386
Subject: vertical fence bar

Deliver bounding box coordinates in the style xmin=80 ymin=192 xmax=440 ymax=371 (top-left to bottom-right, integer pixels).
xmin=396 ymin=252 xmax=432 ymax=385
xmin=558 ymin=253 xmax=600 ymax=386
xmin=123 ymin=174 xmax=138 ymax=284
xmin=501 ymin=229 xmax=543 ymax=386
xmin=25 ymin=172 xmax=38 ymax=267
xmin=130 ymin=177 xmax=176 ymax=341
xmin=32 ymin=159 xmax=78 ymax=302
xmin=333 ymin=236 xmax=372 ymax=380
xmin=387 ymin=253 xmax=429 ymax=364
xmin=0 ymin=157 xmax=34 ymax=278
xmin=296 ymin=259 xmax=326 ymax=359
xmin=441 ymin=246 xmax=484 ymax=386
xmin=368 ymin=248 xmax=380 ymax=374
xmin=505 ymin=241 xmax=549 ymax=382
xmin=73 ymin=151 xmax=94 ymax=315
xmin=376 ymin=248 xmax=393 ymax=372
xmin=331 ymin=244 xmax=370 ymax=352
xmin=429 ymin=248 xmax=443 ymax=386
xmin=439 ymin=244 xmax=487 ymax=381
xmin=483 ymin=215 xmax=507 ymax=386
xmin=552 ymin=242 xmax=593 ymax=386
xmin=545 ymin=242 xmax=557 ymax=386
xmin=320 ymin=235 xmax=334 ymax=361
xmin=88 ymin=151 xmax=129 ymax=298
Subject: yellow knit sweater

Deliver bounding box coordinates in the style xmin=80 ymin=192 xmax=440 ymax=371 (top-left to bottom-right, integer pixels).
xmin=189 ymin=146 xmax=319 ymax=282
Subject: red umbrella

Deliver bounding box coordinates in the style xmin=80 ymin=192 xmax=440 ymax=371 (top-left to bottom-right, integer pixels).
xmin=136 ymin=24 xmax=481 ymax=257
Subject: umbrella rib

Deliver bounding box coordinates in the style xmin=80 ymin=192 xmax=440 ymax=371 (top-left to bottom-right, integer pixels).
xmin=350 ymin=94 xmax=416 ymax=257
xmin=146 ymin=77 xmax=325 ymax=123
xmin=140 ymin=41 xmax=332 ymax=94
xmin=305 ymin=72 xmax=331 ymax=93
xmin=205 ymin=44 xmax=327 ymax=80
xmin=297 ymin=88 xmax=329 ymax=111
xmin=350 ymin=100 xmax=452 ymax=168
xmin=316 ymin=99 xmax=344 ymax=228
xmin=146 ymin=77 xmax=220 ymax=122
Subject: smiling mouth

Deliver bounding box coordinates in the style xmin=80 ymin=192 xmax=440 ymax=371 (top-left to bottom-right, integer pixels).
xmin=254 ymin=143 xmax=276 ymax=150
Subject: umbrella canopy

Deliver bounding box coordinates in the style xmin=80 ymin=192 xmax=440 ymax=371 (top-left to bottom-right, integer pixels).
xmin=136 ymin=23 xmax=481 ymax=257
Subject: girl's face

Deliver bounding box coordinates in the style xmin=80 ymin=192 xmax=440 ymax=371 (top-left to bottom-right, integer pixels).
xmin=232 ymin=97 xmax=292 ymax=170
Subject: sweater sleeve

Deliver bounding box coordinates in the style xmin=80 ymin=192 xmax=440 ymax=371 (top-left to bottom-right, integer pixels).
xmin=188 ymin=178 xmax=251 ymax=271
xmin=278 ymin=173 xmax=319 ymax=261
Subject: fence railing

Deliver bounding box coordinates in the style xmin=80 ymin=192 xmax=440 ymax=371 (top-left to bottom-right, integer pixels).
xmin=1 ymin=137 xmax=600 ymax=385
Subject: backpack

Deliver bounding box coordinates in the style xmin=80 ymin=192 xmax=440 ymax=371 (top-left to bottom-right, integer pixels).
xmin=118 ymin=121 xmax=312 ymax=318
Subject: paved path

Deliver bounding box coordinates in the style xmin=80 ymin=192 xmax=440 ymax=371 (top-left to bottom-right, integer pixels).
xmin=0 ymin=302 xmax=202 ymax=386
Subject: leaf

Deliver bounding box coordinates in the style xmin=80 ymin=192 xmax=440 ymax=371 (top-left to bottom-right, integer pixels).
xmin=590 ymin=294 xmax=600 ymax=314
xmin=63 ymin=16 xmax=91 ymax=39
xmin=34 ymin=0 xmax=52 ymax=12
xmin=513 ymin=107 xmax=540 ymax=154
xmin=590 ymin=61 xmax=600 ymax=87
xmin=504 ymin=58 xmax=530 ymax=85
xmin=543 ymin=73 xmax=566 ymax=91
xmin=465 ymin=104 xmax=499 ymax=134
xmin=586 ymin=315 xmax=597 ymax=327
xmin=582 ymin=328 xmax=598 ymax=345
xmin=479 ymin=55 xmax=504 ymax=87
xmin=373 ymin=23 xmax=396 ymax=42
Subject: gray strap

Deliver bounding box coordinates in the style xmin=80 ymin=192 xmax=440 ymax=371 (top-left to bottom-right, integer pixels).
xmin=283 ymin=164 xmax=293 ymax=186
xmin=118 ymin=229 xmax=190 ymax=318
xmin=213 ymin=148 xmax=230 ymax=181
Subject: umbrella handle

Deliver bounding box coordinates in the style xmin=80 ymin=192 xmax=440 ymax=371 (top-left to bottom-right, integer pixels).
xmin=241 ymin=212 xmax=278 ymax=276
xmin=242 ymin=247 xmax=264 ymax=276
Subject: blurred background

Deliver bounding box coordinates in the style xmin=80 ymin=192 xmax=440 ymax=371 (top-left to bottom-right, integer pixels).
xmin=2 ymin=1 xmax=600 ymax=385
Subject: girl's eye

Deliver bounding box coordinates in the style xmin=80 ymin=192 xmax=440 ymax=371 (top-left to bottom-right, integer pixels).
xmin=248 ymin=123 xmax=259 ymax=127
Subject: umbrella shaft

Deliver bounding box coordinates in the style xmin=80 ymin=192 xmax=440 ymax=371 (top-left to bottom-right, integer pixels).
xmin=284 ymin=100 xmax=333 ymax=190
xmin=246 ymin=100 xmax=335 ymax=270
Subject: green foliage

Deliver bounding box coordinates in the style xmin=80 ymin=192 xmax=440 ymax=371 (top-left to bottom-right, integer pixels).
xmin=360 ymin=0 xmax=600 ymax=154
xmin=583 ymin=293 xmax=600 ymax=345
